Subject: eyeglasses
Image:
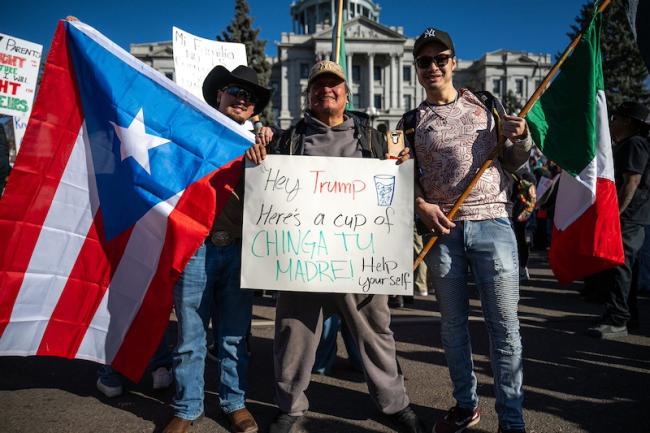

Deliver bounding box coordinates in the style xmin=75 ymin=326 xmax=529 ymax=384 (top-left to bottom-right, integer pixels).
xmin=415 ymin=54 xmax=453 ymax=69
xmin=222 ymin=86 xmax=257 ymax=105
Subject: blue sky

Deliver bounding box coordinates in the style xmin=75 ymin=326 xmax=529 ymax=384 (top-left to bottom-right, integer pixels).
xmin=2 ymin=0 xmax=590 ymax=61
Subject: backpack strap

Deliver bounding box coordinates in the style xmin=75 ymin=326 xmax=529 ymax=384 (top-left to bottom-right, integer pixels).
xmin=472 ymin=90 xmax=497 ymax=113
xmin=284 ymin=120 xmax=307 ymax=155
xmin=471 ymin=90 xmax=504 ymax=144
xmin=272 ymin=126 xmax=293 ymax=155
xmin=399 ymin=108 xmax=419 ymax=161
xmin=401 ymin=108 xmax=418 ymax=146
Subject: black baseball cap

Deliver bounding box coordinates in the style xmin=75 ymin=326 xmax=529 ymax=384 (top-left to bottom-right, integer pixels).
xmin=614 ymin=101 xmax=650 ymax=125
xmin=413 ymin=27 xmax=455 ymax=58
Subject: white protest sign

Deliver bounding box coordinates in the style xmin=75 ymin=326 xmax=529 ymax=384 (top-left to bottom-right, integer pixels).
xmin=0 ymin=33 xmax=42 ymax=149
xmin=536 ymin=175 xmax=558 ymax=207
xmin=242 ymin=155 xmax=414 ymax=295
xmin=172 ymin=26 xmax=247 ymax=101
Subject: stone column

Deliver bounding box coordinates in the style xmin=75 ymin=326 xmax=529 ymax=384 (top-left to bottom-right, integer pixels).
xmin=316 ymin=4 xmax=321 ymax=28
xmin=390 ymin=54 xmax=397 ymax=110
xmin=347 ymin=53 xmax=353 ymax=83
xmin=397 ymin=55 xmax=403 ymax=109
xmin=303 ymin=10 xmax=308 ymax=34
xmin=368 ymin=53 xmax=375 ymax=108
xmin=415 ymin=70 xmax=423 ymax=104
xmin=383 ymin=54 xmax=393 ymax=109
xmin=280 ymin=49 xmax=291 ymax=127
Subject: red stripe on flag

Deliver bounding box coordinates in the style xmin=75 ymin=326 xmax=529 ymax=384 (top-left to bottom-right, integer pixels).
xmin=0 ymin=21 xmax=83 ymax=337
xmin=112 ymin=158 xmax=243 ymax=382
xmin=36 ymin=211 xmax=132 ymax=357
xmin=549 ymin=178 xmax=624 ymax=284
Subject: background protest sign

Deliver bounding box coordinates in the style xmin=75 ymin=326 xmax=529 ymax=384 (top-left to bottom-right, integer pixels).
xmin=172 ymin=26 xmax=247 ymax=101
xmin=0 ymin=33 xmax=42 ymax=149
xmin=242 ymin=155 xmax=414 ymax=295
xmin=12 ymin=115 xmax=29 ymax=151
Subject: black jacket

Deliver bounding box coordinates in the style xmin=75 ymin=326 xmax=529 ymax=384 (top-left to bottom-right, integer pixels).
xmin=0 ymin=124 xmax=10 ymax=193
xmin=269 ymin=111 xmax=387 ymax=159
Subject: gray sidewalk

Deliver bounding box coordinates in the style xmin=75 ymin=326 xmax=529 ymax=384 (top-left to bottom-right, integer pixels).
xmin=1 ymin=252 xmax=648 ymax=433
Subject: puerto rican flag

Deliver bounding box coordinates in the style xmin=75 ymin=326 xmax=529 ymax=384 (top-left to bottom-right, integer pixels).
xmin=0 ymin=20 xmax=252 ymax=381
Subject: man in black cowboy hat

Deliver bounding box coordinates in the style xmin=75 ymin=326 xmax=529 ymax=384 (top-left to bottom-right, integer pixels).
xmin=202 ymin=64 xmax=272 ymax=124
xmin=163 ymin=64 xmax=272 ymax=433
xmin=588 ymin=101 xmax=650 ymax=339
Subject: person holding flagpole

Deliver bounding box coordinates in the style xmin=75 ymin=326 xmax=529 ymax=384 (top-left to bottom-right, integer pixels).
xmin=401 ymin=27 xmax=531 ymax=433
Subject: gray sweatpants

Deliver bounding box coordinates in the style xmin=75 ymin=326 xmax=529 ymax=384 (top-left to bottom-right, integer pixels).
xmin=273 ymin=291 xmax=410 ymax=416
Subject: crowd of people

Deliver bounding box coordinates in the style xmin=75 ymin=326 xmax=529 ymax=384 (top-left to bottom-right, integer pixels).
xmin=1 ymin=23 xmax=649 ymax=433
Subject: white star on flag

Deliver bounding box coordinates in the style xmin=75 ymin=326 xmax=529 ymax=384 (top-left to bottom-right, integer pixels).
xmin=110 ymin=108 xmax=169 ymax=174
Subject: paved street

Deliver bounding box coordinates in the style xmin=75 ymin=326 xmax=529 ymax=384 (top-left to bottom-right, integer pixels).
xmin=1 ymin=252 xmax=648 ymax=433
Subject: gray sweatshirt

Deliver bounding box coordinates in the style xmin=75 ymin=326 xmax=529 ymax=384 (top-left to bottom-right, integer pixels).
xmin=302 ymin=112 xmax=362 ymax=158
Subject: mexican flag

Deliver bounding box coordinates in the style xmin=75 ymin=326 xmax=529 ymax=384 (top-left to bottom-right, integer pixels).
xmin=526 ymin=10 xmax=624 ymax=284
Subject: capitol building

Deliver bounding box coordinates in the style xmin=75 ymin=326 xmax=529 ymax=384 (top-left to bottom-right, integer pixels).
xmin=131 ymin=0 xmax=552 ymax=130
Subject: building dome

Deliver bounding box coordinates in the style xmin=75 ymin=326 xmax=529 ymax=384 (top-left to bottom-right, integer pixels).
xmin=290 ymin=0 xmax=380 ymax=34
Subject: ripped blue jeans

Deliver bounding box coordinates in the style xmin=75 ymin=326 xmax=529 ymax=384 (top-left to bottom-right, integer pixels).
xmin=425 ymin=218 xmax=524 ymax=431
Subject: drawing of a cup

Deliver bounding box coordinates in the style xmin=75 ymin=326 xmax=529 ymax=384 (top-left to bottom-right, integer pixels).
xmin=374 ymin=175 xmax=395 ymax=206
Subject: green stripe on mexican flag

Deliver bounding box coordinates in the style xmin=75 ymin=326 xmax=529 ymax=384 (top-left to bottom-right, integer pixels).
xmin=526 ymin=10 xmax=624 ymax=284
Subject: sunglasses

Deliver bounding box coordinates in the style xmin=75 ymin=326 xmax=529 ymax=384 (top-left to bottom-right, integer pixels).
xmin=222 ymin=86 xmax=257 ymax=105
xmin=415 ymin=54 xmax=453 ymax=69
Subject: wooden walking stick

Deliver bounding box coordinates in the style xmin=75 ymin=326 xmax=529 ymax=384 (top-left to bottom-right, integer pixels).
xmin=413 ymin=0 xmax=613 ymax=271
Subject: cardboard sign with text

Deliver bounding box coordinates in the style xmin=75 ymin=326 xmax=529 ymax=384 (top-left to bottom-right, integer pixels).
xmin=172 ymin=26 xmax=247 ymax=101
xmin=242 ymin=155 xmax=414 ymax=295
xmin=0 ymin=33 xmax=42 ymax=149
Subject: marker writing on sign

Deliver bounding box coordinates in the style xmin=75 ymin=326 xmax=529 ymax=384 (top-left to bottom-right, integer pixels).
xmin=358 ymin=256 xmax=411 ymax=292
xmin=310 ymin=170 xmax=366 ymax=200
xmin=251 ymin=229 xmax=328 ymax=259
xmin=263 ymin=166 xmax=301 ymax=202
xmin=276 ymin=258 xmax=354 ymax=283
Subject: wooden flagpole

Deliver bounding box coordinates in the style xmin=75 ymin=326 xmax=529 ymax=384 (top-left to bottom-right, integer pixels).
xmin=413 ymin=0 xmax=613 ymax=271
xmin=334 ymin=0 xmax=344 ymax=63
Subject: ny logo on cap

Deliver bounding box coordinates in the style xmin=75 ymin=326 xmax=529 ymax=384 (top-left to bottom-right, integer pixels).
xmin=424 ymin=28 xmax=436 ymax=38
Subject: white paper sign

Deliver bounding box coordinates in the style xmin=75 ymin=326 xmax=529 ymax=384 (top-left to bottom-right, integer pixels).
xmin=0 ymin=33 xmax=42 ymax=149
xmin=242 ymin=155 xmax=415 ymax=295
xmin=172 ymin=26 xmax=247 ymax=101
xmin=536 ymin=175 xmax=558 ymax=207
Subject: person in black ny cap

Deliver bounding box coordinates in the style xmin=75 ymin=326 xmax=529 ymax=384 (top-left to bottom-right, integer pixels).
xmin=163 ymin=64 xmax=272 ymax=433
xmin=588 ymin=101 xmax=650 ymax=339
xmin=401 ymin=27 xmax=532 ymax=433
